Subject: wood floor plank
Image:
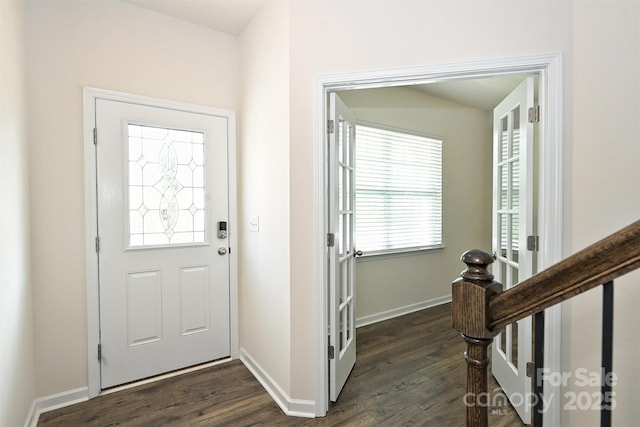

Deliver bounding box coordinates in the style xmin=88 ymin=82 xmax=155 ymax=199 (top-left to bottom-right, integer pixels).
xmin=38 ymin=304 xmax=524 ymax=426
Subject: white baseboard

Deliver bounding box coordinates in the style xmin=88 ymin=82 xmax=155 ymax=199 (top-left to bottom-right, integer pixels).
xmin=23 ymin=352 xmax=316 ymax=425
xmin=23 ymin=359 xmax=233 ymax=427
xmin=356 ymin=295 xmax=452 ymax=328
xmin=22 ymin=299 xmax=448 ymax=426
xmin=24 ymin=387 xmax=89 ymax=427
xmin=239 ymin=348 xmax=316 ymax=418
xmin=22 ymin=354 xmax=314 ymax=426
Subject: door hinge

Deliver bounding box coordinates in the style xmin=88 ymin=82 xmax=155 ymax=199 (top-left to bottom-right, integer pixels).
xmin=93 ymin=127 xmax=97 ymax=145
xmin=526 ymin=361 xmax=535 ymax=378
xmin=528 ymin=105 xmax=540 ymax=123
xmin=327 ymin=119 xmax=335 ymax=134
xmin=95 ymin=236 xmax=100 ymax=253
xmin=328 ymin=345 xmax=335 ymax=360
xmin=527 ymin=235 xmax=539 ymax=252
xmin=98 ymin=344 xmax=102 ymax=361
xmin=327 ymin=233 xmax=335 ymax=247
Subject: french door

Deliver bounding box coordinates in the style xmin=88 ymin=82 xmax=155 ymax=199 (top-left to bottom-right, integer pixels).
xmin=491 ymin=77 xmax=536 ymax=424
xmin=95 ymin=98 xmax=231 ymax=388
xmin=328 ymin=93 xmax=357 ymax=401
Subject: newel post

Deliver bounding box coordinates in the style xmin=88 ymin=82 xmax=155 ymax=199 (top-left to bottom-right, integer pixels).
xmin=451 ymin=250 xmax=503 ymax=427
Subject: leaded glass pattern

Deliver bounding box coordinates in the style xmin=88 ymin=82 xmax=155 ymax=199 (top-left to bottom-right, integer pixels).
xmin=128 ymin=124 xmax=206 ymax=247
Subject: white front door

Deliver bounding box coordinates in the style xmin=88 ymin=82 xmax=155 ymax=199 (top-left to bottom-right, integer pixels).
xmin=491 ymin=77 xmax=536 ymax=424
xmin=95 ymin=98 xmax=231 ymax=389
xmin=328 ymin=93 xmax=357 ymax=401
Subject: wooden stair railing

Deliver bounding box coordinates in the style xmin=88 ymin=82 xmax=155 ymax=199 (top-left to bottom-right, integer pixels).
xmin=452 ymin=219 xmax=640 ymax=427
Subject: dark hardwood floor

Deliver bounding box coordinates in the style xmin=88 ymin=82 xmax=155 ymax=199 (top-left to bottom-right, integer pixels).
xmin=38 ymin=303 xmax=523 ymax=426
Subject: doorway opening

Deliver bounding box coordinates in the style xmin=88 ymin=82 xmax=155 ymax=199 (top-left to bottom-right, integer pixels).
xmin=314 ymin=53 xmax=563 ymax=425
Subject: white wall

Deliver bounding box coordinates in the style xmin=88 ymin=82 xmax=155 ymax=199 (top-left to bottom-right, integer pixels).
xmin=338 ymin=86 xmax=492 ymax=321
xmin=289 ymin=0 xmax=639 ymax=423
xmin=0 ymin=0 xmax=35 ymax=424
xmin=567 ymin=2 xmax=640 ymax=425
xmin=19 ymin=0 xmax=640 ymax=424
xmin=26 ymin=0 xmax=238 ymax=397
xmin=238 ymin=0 xmax=292 ymax=397
xmin=288 ymin=0 xmax=574 ymax=403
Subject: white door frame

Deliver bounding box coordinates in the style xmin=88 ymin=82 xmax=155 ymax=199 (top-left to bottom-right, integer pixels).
xmin=83 ymin=87 xmax=239 ymax=398
xmin=313 ymin=53 xmax=563 ymax=425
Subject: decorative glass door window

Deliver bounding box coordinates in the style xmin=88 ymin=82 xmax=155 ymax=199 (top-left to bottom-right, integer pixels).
xmin=127 ymin=124 xmax=206 ymax=247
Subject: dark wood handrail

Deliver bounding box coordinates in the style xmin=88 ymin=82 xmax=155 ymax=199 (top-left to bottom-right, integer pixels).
xmin=489 ymin=219 xmax=640 ymax=330
xmin=451 ymin=219 xmax=640 ymax=427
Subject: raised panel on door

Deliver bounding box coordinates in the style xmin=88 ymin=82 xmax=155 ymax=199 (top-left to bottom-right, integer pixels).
xmin=126 ymin=270 xmax=163 ymax=346
xmin=179 ymin=265 xmax=210 ymax=335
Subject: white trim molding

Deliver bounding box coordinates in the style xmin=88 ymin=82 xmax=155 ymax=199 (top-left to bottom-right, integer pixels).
xmin=239 ymin=348 xmax=316 ymax=418
xmin=24 ymin=388 xmax=89 ymax=427
xmin=314 ymin=53 xmax=564 ymax=424
xmin=24 ymin=359 xmax=235 ymax=427
xmin=83 ymin=87 xmax=239 ymax=398
xmin=538 ymin=53 xmax=564 ymax=427
xmin=355 ymin=296 xmax=452 ymax=329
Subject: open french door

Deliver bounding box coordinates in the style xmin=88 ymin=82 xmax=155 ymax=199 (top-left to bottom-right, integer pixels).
xmin=328 ymin=93 xmax=357 ymax=401
xmin=491 ymin=77 xmax=536 ymax=424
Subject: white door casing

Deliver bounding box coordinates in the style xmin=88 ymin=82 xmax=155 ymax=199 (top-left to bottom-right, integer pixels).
xmin=328 ymin=93 xmax=357 ymax=401
xmin=97 ymin=99 xmax=230 ymax=388
xmin=315 ymin=55 xmax=563 ymax=424
xmin=491 ymin=77 xmax=535 ymax=424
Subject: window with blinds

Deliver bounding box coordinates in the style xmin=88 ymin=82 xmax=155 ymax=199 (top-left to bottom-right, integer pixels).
xmin=355 ymin=125 xmax=443 ymax=255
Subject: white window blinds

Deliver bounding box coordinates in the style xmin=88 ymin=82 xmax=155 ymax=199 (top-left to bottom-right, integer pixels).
xmin=355 ymin=125 xmax=442 ymax=254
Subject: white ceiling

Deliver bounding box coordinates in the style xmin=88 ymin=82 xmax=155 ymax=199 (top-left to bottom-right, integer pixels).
xmin=123 ymin=0 xmax=266 ymax=36
xmin=413 ymin=73 xmax=531 ymax=111
xmin=120 ymin=1 xmax=530 ymax=110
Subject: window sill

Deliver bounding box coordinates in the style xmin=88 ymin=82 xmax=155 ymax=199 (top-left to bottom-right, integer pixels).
xmin=355 ymin=245 xmax=446 ymax=262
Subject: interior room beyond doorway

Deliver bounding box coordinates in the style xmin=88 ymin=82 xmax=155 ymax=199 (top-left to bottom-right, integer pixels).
xmin=336 ymin=73 xmax=533 ymax=329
